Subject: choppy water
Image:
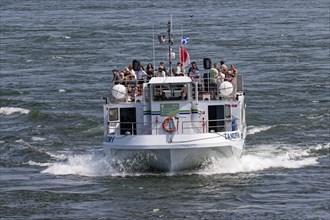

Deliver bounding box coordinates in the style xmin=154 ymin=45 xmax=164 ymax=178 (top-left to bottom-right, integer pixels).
xmin=1 ymin=0 xmax=329 ymax=219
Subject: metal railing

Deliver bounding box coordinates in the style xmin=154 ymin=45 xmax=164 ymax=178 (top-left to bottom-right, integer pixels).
xmin=106 ymin=118 xmax=239 ymax=136
xmin=110 ymin=75 xmax=243 ymax=103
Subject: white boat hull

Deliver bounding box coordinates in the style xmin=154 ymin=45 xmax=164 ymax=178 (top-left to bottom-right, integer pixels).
xmin=103 ymin=131 xmax=245 ymax=171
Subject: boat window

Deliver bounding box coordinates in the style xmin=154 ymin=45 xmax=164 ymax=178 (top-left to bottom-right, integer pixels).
xmin=208 ymin=105 xmax=225 ymax=132
xmin=109 ymin=108 xmax=118 ymax=121
xmin=153 ymin=84 xmax=187 ymax=101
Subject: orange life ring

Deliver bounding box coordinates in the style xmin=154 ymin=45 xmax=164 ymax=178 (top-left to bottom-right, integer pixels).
xmin=162 ymin=117 xmax=176 ymax=133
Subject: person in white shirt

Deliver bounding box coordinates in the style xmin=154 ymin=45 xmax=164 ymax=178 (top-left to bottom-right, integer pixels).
xmin=137 ymin=66 xmax=147 ymax=84
xmin=175 ymin=62 xmax=185 ymax=76
xmin=128 ymin=64 xmax=136 ymax=80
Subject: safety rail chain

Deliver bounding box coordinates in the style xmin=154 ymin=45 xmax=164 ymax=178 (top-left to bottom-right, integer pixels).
xmin=107 ymin=118 xmax=239 ymax=135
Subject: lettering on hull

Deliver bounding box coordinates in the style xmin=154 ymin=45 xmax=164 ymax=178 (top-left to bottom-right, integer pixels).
xmin=224 ymin=132 xmax=240 ymax=140
xmin=105 ymin=136 xmax=115 ymax=143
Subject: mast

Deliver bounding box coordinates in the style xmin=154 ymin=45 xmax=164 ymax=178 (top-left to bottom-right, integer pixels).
xmin=167 ymin=16 xmax=173 ymax=76
xmin=153 ymin=24 xmax=155 ymax=68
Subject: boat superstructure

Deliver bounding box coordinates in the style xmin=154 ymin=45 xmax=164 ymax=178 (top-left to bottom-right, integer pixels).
xmin=103 ymin=72 xmax=246 ymax=171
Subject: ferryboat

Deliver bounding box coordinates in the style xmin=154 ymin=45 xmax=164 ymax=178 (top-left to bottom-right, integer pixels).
xmin=103 ymin=21 xmax=246 ymax=171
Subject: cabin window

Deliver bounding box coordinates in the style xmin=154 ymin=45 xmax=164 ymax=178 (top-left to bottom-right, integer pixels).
xmin=109 ymin=108 xmax=118 ymax=121
xmin=208 ymin=105 xmax=230 ymax=132
xmin=208 ymin=105 xmax=225 ymax=132
xmin=153 ymin=84 xmax=187 ymax=101
xmin=120 ymin=108 xmax=136 ymax=135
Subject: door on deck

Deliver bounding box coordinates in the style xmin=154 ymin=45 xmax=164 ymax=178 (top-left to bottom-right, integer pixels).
xmin=208 ymin=105 xmax=225 ymax=132
xmin=120 ymin=108 xmax=136 ymax=135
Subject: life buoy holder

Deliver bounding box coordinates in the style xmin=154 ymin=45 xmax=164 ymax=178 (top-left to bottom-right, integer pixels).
xmin=162 ymin=117 xmax=176 ymax=133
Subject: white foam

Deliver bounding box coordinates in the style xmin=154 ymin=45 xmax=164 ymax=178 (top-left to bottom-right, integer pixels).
xmin=15 ymin=139 xmax=26 ymax=143
xmin=315 ymin=143 xmax=330 ymax=150
xmin=38 ymin=143 xmax=324 ymax=177
xmin=41 ymin=153 xmax=116 ymax=177
xmin=247 ymin=125 xmax=272 ymax=135
xmin=51 ymin=56 xmax=64 ymax=60
xmin=26 ymin=161 xmax=52 ymax=167
xmin=58 ymin=89 xmax=66 ymax=93
xmin=0 ymin=107 xmax=30 ymax=115
xmin=31 ymin=136 xmax=46 ymax=141
xmin=197 ymin=144 xmax=320 ymax=175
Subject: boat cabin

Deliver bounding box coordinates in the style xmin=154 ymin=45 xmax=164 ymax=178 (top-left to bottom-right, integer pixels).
xmin=105 ymin=74 xmax=244 ymax=137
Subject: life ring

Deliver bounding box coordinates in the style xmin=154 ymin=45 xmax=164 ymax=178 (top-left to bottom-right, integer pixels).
xmin=162 ymin=117 xmax=176 ymax=133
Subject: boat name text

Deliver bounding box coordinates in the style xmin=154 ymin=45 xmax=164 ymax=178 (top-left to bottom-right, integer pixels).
xmin=105 ymin=136 xmax=115 ymax=143
xmin=225 ymin=132 xmax=240 ymax=140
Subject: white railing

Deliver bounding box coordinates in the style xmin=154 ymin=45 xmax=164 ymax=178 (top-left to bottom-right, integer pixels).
xmin=106 ymin=118 xmax=239 ymax=136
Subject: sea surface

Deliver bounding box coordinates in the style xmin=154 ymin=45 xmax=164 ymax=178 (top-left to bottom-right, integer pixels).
xmin=1 ymin=0 xmax=329 ymax=219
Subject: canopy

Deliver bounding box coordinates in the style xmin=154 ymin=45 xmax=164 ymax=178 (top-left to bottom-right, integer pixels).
xmin=148 ymin=76 xmax=192 ymax=84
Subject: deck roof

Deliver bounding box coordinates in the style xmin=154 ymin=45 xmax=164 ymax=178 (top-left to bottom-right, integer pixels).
xmin=148 ymin=76 xmax=192 ymax=84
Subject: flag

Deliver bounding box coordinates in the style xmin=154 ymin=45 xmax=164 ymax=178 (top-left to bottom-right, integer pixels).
xmin=180 ymin=46 xmax=190 ymax=68
xmin=181 ymin=35 xmax=189 ymax=45
xmin=158 ymin=35 xmax=166 ymax=44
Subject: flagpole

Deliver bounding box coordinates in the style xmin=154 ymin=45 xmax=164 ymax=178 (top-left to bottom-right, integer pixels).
xmin=181 ymin=24 xmax=183 ymax=43
xmin=153 ymin=24 xmax=155 ymax=68
xmin=167 ymin=15 xmax=173 ymax=76
xmin=167 ymin=20 xmax=171 ymax=76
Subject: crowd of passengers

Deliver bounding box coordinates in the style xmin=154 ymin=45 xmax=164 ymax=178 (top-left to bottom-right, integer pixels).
xmin=113 ymin=60 xmax=237 ymax=83
xmin=112 ymin=60 xmax=238 ymax=98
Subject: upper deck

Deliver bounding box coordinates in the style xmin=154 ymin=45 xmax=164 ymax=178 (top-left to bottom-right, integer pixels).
xmin=110 ymin=74 xmax=244 ymax=103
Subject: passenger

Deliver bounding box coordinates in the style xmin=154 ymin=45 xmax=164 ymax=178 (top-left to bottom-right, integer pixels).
xmin=146 ymin=69 xmax=155 ymax=81
xmin=209 ymin=64 xmax=219 ymax=84
xmin=122 ymin=67 xmax=130 ymax=85
xmin=226 ymin=64 xmax=237 ymax=82
xmin=216 ymin=69 xmax=225 ymax=83
xmin=112 ymin=69 xmax=123 ymax=84
xmin=128 ymin=64 xmax=137 ymax=80
xmin=190 ymin=66 xmax=203 ymax=91
xmin=213 ymin=63 xmax=221 ymax=72
xmin=158 ymin=62 xmax=167 ymax=75
xmin=137 ymin=66 xmax=147 ymax=84
xmin=135 ymin=84 xmax=143 ymax=96
xmin=156 ymin=67 xmax=166 ymax=77
xmin=175 ymin=62 xmax=184 ymax=76
xmin=220 ymin=60 xmax=228 ymax=74
xmin=229 ymin=64 xmax=237 ymax=77
xmin=123 ymin=67 xmax=130 ymax=80
xmin=189 ymin=68 xmax=200 ymax=82
xmin=188 ymin=61 xmax=199 ymax=77
xmin=146 ymin=63 xmax=154 ymax=80
xmin=127 ymin=85 xmax=134 ymax=98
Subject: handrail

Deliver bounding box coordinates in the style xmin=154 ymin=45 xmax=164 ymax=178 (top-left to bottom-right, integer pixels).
xmin=106 ymin=118 xmax=239 ymax=136
xmin=110 ymin=76 xmax=242 ymax=103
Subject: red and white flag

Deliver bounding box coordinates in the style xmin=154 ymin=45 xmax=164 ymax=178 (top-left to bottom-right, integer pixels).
xmin=179 ymin=46 xmax=190 ymax=68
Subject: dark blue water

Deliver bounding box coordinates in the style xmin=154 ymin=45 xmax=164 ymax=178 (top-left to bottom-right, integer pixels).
xmin=1 ymin=0 xmax=329 ymax=219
